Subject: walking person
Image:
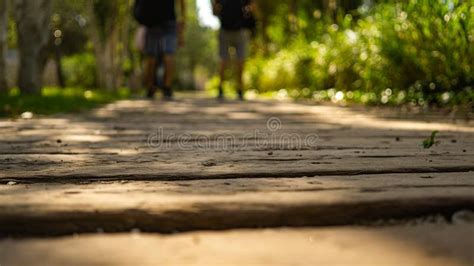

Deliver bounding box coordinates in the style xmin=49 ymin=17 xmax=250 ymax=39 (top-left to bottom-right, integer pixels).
xmin=134 ymin=0 xmax=186 ymax=100
xmin=212 ymin=0 xmax=255 ymax=101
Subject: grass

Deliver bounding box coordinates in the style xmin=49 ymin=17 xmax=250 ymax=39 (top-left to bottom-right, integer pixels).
xmin=0 ymin=87 xmax=131 ymax=118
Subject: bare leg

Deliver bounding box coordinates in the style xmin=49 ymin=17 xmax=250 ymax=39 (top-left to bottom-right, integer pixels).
xmin=236 ymin=59 xmax=245 ymax=100
xmin=162 ymin=54 xmax=175 ymax=99
xmin=144 ymin=56 xmax=157 ymax=98
xmin=218 ymin=60 xmax=228 ymax=99
xmin=164 ymin=55 xmax=175 ymax=88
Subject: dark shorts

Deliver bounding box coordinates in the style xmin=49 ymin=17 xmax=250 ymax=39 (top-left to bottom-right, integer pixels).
xmin=219 ymin=29 xmax=249 ymax=61
xmin=144 ymin=21 xmax=177 ymax=58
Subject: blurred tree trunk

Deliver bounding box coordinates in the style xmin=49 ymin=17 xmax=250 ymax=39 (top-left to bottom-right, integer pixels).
xmin=14 ymin=0 xmax=52 ymax=94
xmin=288 ymin=0 xmax=297 ymax=35
xmin=260 ymin=14 xmax=270 ymax=55
xmin=54 ymin=43 xmax=66 ymax=88
xmin=339 ymin=0 xmax=363 ymax=13
xmin=120 ymin=2 xmax=132 ymax=88
xmin=254 ymin=0 xmax=273 ymax=55
xmin=0 ymin=0 xmax=7 ymax=92
xmin=86 ymin=0 xmax=128 ymax=91
xmin=322 ymin=0 xmax=337 ymax=19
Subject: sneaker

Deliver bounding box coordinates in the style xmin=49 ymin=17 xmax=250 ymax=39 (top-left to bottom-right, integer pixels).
xmin=237 ymin=90 xmax=245 ymax=101
xmin=163 ymin=95 xmax=174 ymax=101
xmin=163 ymin=87 xmax=174 ymax=101
xmin=146 ymin=89 xmax=156 ymax=99
xmin=217 ymin=87 xmax=224 ymax=101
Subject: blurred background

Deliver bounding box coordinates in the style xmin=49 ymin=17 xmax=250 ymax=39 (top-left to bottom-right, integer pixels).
xmin=0 ymin=0 xmax=472 ymax=116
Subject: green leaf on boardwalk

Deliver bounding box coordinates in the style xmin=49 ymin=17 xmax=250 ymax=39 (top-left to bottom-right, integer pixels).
xmin=423 ymin=131 xmax=440 ymax=149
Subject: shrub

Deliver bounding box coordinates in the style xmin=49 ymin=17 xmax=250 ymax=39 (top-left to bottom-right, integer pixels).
xmin=244 ymin=0 xmax=473 ymax=106
xmin=62 ymin=53 xmax=97 ymax=88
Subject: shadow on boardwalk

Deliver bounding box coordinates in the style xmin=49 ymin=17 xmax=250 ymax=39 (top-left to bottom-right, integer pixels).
xmin=0 ymin=96 xmax=473 ymax=264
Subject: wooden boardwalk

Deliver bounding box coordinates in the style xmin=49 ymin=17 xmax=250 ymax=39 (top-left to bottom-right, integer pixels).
xmin=0 ymin=97 xmax=473 ymax=265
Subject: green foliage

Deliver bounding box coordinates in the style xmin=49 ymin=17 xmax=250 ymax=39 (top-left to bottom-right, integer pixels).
xmin=245 ymin=0 xmax=474 ymax=107
xmin=0 ymin=87 xmax=130 ymax=117
xmin=206 ymin=76 xmax=240 ymax=97
xmin=62 ymin=53 xmax=97 ymax=88
xmin=423 ymin=130 xmax=440 ymax=149
xmin=175 ymin=0 xmax=218 ymax=89
xmin=50 ymin=0 xmax=89 ymax=55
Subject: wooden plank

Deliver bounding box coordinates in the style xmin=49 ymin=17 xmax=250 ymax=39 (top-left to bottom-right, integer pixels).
xmin=0 ymin=173 xmax=472 ymax=235
xmin=0 ymin=224 xmax=472 ymax=266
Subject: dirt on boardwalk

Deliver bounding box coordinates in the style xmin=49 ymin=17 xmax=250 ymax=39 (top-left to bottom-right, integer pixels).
xmin=0 ymin=96 xmax=473 ymax=265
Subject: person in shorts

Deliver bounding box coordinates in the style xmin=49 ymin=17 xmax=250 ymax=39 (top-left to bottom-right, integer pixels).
xmin=212 ymin=0 xmax=254 ymax=100
xmin=134 ymin=0 xmax=186 ymax=100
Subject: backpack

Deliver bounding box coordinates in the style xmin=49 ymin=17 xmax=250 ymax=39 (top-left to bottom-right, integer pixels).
xmin=218 ymin=0 xmax=256 ymax=31
xmin=242 ymin=4 xmax=257 ymax=35
xmin=134 ymin=0 xmax=174 ymax=27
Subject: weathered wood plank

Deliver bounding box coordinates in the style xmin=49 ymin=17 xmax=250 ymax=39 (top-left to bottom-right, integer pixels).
xmin=0 ymin=173 xmax=472 ymax=235
xmin=0 ymin=225 xmax=472 ymax=266
xmin=2 ymin=100 xmax=472 ymax=180
xmin=1 ymin=151 xmax=473 ymax=181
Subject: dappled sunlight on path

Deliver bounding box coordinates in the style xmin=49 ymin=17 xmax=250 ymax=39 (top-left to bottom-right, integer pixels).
xmin=1 ymin=225 xmax=472 ymax=266
xmin=0 ymin=96 xmax=473 ymax=264
xmin=1 ymin=97 xmax=473 ymax=181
